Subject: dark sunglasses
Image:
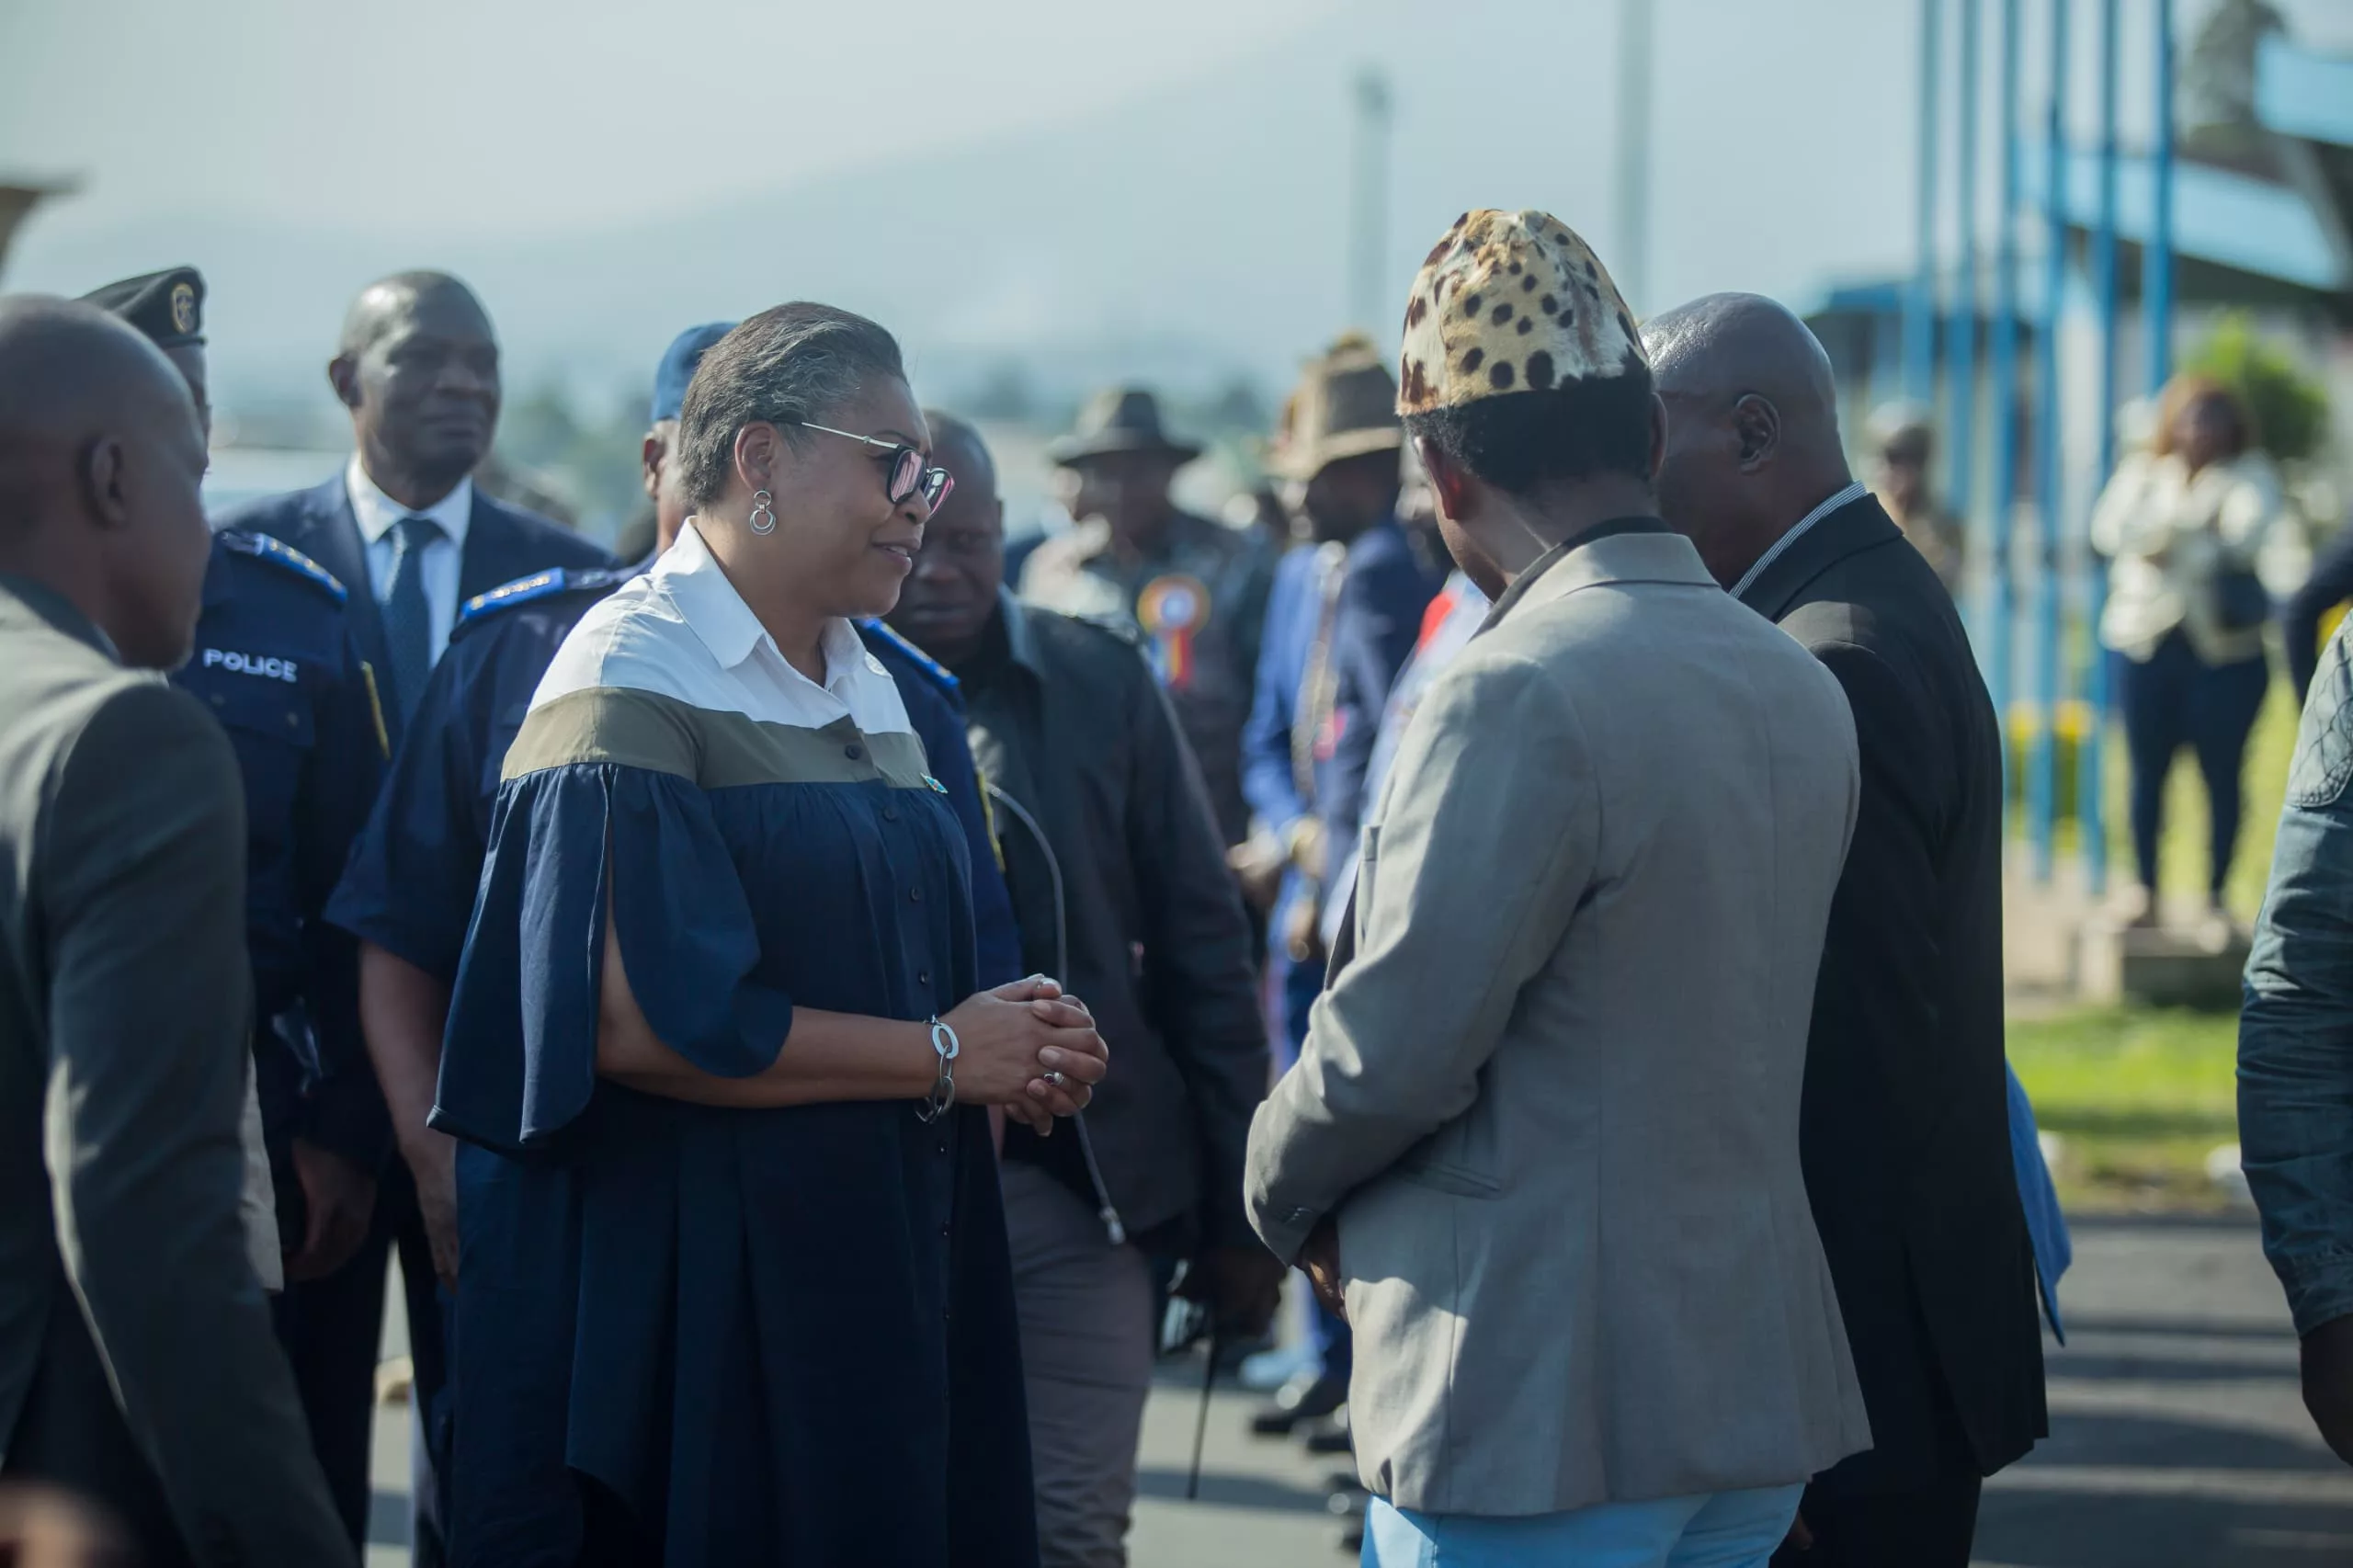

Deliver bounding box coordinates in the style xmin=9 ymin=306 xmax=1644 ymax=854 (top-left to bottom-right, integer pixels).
xmin=798 ymin=422 xmax=956 ymax=512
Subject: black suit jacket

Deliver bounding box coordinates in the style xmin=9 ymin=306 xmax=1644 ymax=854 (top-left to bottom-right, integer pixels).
xmin=960 ymin=597 xmax=1268 ymax=1251
xmin=1740 ymin=494 xmax=2047 ymax=1490
xmin=214 ymin=475 xmax=611 ymax=749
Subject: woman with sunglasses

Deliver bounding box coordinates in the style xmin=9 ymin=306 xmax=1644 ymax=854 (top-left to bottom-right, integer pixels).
xmin=433 ymin=303 xmax=1106 ymax=1567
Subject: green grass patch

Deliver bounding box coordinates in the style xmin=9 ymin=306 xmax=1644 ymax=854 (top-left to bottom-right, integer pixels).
xmin=2009 ymin=1006 xmax=2241 ymax=1212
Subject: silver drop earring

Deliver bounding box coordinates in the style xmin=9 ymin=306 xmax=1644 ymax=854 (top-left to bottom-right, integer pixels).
xmin=749 ymin=489 xmax=777 ymax=536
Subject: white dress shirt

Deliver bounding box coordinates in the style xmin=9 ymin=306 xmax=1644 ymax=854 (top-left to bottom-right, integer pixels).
xmin=346 ymin=455 xmax=474 ymax=667
xmin=1730 ymin=481 xmax=1871 ymax=600
xmin=532 ymin=518 xmax=914 ymax=737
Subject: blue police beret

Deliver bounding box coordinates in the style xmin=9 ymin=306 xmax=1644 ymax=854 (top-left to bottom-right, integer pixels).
xmin=651 ymin=322 xmax=736 ymax=426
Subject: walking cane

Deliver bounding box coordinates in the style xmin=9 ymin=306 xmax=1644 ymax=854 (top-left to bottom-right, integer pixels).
xmin=1186 ymin=1326 xmax=1222 ymax=1502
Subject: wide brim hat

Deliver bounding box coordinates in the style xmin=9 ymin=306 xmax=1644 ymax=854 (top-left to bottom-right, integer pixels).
xmin=1269 ymin=331 xmax=1405 ymax=482
xmin=1048 ymin=385 xmax=1203 ymax=467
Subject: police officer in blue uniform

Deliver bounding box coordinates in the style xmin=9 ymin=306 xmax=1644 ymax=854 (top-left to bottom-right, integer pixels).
xmin=325 ymin=324 xmax=1020 ymax=1561
xmin=82 ymin=267 xmax=394 ymax=1553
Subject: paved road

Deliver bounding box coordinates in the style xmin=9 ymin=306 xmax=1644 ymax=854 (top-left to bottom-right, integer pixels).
xmin=366 ymin=1215 xmax=2353 ymax=1567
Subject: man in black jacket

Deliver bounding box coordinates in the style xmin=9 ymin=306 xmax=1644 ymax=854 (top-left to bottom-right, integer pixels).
xmin=891 ymin=412 xmax=1278 ymax=1567
xmin=1645 ymin=295 xmax=2047 ymax=1568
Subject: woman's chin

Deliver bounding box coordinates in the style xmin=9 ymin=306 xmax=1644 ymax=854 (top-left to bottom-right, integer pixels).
xmin=847 ymin=574 xmax=909 ymax=621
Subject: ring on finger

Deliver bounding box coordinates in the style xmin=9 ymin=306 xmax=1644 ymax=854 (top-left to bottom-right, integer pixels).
xmin=1041 ymin=1070 xmax=1068 ymax=1089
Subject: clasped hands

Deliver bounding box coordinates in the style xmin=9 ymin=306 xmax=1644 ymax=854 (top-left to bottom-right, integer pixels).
xmin=942 ymin=975 xmax=1108 ymax=1136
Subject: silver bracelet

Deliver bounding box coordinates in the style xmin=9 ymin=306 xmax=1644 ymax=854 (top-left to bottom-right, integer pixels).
xmin=915 ymin=1015 xmax=960 ymax=1123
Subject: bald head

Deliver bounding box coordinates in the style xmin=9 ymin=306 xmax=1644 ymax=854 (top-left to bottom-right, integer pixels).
xmin=926 ymin=410 xmax=999 ymax=502
xmin=329 ymin=270 xmax=501 ymax=510
xmin=0 ymin=295 xmax=212 ymax=666
xmin=892 ymin=410 xmax=1005 ymax=665
xmin=0 ymin=296 xmax=191 ymax=447
xmin=1641 ymin=292 xmax=1855 ymax=587
xmin=336 ymin=270 xmax=491 ymax=358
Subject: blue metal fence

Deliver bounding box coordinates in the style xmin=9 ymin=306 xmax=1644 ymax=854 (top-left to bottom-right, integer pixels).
xmin=1921 ymin=0 xmax=2174 ymax=879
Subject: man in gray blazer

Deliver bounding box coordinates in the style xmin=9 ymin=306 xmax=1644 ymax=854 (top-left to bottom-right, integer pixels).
xmin=0 ymin=297 xmax=350 ymax=1566
xmin=1245 ymin=211 xmax=1873 ymax=1566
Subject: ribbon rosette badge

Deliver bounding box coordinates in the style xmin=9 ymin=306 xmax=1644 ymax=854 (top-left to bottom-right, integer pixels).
xmin=1136 ymin=574 xmax=1211 ymax=691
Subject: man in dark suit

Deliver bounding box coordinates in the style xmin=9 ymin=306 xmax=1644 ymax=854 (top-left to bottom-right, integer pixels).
xmin=214 ymin=269 xmax=610 ymax=1564
xmin=1645 ymin=294 xmax=2046 ymax=1568
xmin=0 ymin=296 xmax=351 ymax=1565
xmin=215 ymin=269 xmax=609 ymax=747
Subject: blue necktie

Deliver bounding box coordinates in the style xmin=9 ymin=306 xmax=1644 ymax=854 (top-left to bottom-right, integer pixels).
xmin=382 ymin=514 xmax=443 ymax=722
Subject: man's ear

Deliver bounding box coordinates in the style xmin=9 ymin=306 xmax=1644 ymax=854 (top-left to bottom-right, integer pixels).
xmin=1415 ymin=435 xmax=1475 ymax=525
xmin=79 ymin=434 xmax=132 ymax=532
xmin=1732 ymin=393 xmax=1781 ymax=472
xmin=1643 ymin=392 xmax=1669 ymax=483
xmin=641 ymin=430 xmax=665 ymax=502
xmin=327 ymin=354 xmax=361 ymax=411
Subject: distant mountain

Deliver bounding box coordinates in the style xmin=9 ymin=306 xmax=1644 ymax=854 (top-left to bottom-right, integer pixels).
xmin=8 ymin=0 xmax=1915 ymax=415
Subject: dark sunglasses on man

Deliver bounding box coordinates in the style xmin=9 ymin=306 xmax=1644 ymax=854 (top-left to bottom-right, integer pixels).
xmin=798 ymin=421 xmax=956 ymax=511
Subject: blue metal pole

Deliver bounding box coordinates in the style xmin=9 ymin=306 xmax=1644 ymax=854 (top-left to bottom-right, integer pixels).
xmin=2147 ymin=0 xmax=2176 ymax=392
xmin=2030 ymin=0 xmax=2070 ymax=883
xmin=1949 ymin=0 xmax=1982 ymax=591
xmin=1990 ymin=0 xmax=2024 ymax=807
xmin=2080 ymin=0 xmax=2120 ymax=893
xmin=1908 ymin=0 xmax=1943 ymax=403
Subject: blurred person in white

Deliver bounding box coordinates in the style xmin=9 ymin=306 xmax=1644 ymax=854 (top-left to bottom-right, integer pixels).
xmin=2091 ymin=373 xmax=2290 ymax=930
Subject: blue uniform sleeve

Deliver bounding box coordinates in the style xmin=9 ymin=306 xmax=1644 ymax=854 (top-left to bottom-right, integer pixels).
xmin=2284 ymin=525 xmax=2353 ymax=702
xmin=894 ymin=674 xmax=1022 ymax=989
xmin=434 ymin=764 xmax=794 ymax=1154
xmin=1241 ymin=550 xmax=1310 ymax=835
xmin=293 ymin=627 xmax=392 ymax=1168
xmin=1320 ymin=545 xmax=1438 ymax=875
xmin=2006 ymin=1064 xmax=2070 ymax=1341
xmin=328 ymin=640 xmax=493 ymax=984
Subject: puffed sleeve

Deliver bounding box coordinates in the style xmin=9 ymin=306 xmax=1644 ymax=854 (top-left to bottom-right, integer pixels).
xmin=433 ymin=687 xmax=794 ymax=1153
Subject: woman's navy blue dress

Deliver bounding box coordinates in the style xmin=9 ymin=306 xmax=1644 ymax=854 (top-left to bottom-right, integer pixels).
xmin=431 ymin=529 xmax=1037 ymax=1567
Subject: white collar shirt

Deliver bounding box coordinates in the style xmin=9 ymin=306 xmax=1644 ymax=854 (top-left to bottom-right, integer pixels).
xmin=346 ymin=454 xmax=474 ymax=667
xmin=1731 ymin=481 xmax=1871 ymax=602
xmin=531 ymin=518 xmax=913 ymax=737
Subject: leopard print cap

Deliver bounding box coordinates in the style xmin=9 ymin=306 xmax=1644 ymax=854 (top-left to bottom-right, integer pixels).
xmin=1397 ymin=210 xmax=1645 ymax=415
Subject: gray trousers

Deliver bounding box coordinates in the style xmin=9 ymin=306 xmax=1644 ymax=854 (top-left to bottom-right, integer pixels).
xmin=1001 ymin=1159 xmax=1156 ymax=1568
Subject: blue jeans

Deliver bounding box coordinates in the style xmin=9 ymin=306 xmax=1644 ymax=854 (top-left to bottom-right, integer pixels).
xmin=1365 ymin=1486 xmax=1804 ymax=1568
xmin=2114 ymin=632 xmax=2268 ymax=896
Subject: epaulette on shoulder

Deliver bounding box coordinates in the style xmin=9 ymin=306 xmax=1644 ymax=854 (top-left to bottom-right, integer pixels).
xmin=452 ymin=566 xmax=629 ymax=641
xmin=219 ymin=528 xmax=347 ymax=604
xmin=858 ymin=618 xmax=959 ymax=695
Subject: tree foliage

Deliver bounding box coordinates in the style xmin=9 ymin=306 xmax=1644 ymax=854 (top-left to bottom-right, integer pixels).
xmin=2180 ymin=312 xmax=2331 ymax=464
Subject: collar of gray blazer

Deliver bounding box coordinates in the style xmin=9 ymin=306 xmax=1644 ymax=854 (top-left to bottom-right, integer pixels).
xmin=1729 ymin=481 xmax=1870 ymax=601
xmin=0 ymin=572 xmax=120 ymax=663
xmin=1475 ymin=515 xmax=1677 ymax=634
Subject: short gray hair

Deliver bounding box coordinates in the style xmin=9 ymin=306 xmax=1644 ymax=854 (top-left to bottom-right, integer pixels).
xmin=676 ymin=303 xmax=906 ymax=508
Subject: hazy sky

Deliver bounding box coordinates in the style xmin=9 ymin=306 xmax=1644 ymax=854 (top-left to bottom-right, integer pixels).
xmin=0 ymin=0 xmax=1348 ymax=235
xmin=5 ymin=0 xmax=2347 ymax=408
xmin=13 ymin=0 xmax=2350 ymax=245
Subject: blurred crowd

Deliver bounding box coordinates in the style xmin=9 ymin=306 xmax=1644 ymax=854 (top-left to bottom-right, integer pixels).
xmin=0 ymin=198 xmax=2346 ymax=1568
